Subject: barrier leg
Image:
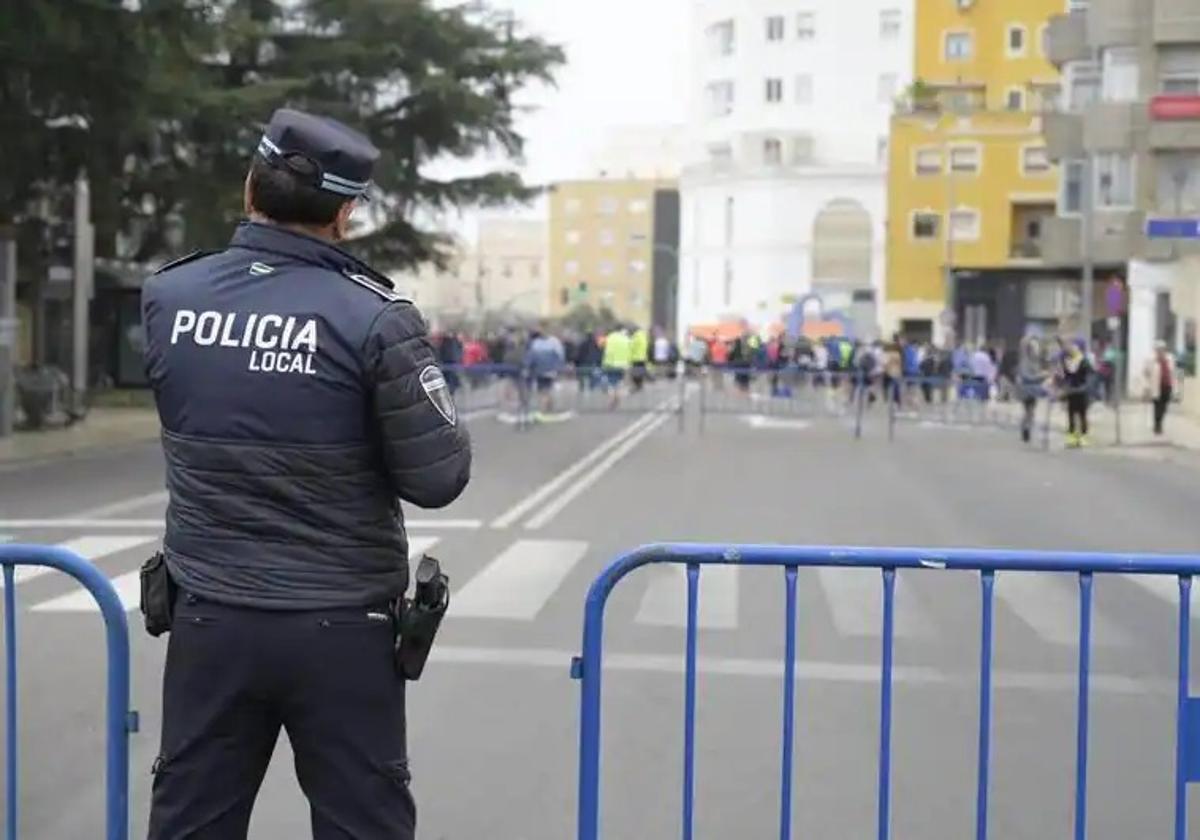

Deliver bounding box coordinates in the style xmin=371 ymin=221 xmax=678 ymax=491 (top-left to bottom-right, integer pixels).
xmin=877 ymin=568 xmax=896 ymax=840
xmin=677 ymin=371 xmax=686 ymax=434
xmin=698 ymin=371 xmax=707 ymax=436
xmin=976 ymin=570 xmax=995 ymax=840
xmin=779 ymin=566 xmax=798 ymax=840
xmin=682 ymin=564 xmax=700 ymax=840
xmin=4 ymin=565 xmax=15 ymax=840
xmin=1074 ymin=573 xmax=1093 ymax=840
xmin=1042 ymin=399 xmax=1053 ymax=452
xmin=1176 ymin=575 xmax=1192 ymax=840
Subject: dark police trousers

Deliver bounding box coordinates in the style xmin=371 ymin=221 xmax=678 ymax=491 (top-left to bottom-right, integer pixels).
xmin=148 ymin=593 xmax=415 ymax=839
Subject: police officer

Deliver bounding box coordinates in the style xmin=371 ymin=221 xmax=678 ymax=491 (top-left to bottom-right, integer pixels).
xmin=141 ymin=108 xmax=472 ymax=839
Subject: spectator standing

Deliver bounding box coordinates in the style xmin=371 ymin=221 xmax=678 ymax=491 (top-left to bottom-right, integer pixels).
xmin=1144 ymin=340 xmax=1177 ymax=436
xmin=1058 ymin=340 xmax=1093 ymax=448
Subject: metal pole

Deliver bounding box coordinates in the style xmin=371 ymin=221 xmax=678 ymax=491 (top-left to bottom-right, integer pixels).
xmin=944 ymin=136 xmax=957 ymax=320
xmin=1080 ymin=154 xmax=1095 ymax=352
xmin=72 ymin=173 xmax=94 ymax=420
xmin=0 ymin=235 xmax=16 ymax=438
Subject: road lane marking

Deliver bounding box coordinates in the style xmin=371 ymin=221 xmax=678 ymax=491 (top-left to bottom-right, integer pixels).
xmin=448 ymin=539 xmax=587 ymax=620
xmin=0 ymin=518 xmax=480 ymax=530
xmin=814 ymin=568 xmax=933 ymax=638
xmin=71 ymin=491 xmax=168 ymax=520
xmin=2 ymin=535 xmax=158 ymax=587
xmin=523 ymin=412 xmax=671 ymax=530
xmin=995 ymin=572 xmax=1128 ymax=646
xmin=489 ymin=412 xmax=660 ymax=529
xmin=634 ymin=563 xmax=739 ymax=629
xmin=428 ymin=646 xmax=1165 ymax=695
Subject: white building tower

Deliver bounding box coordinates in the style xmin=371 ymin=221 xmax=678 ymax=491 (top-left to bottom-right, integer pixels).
xmin=678 ymin=0 xmax=914 ymax=338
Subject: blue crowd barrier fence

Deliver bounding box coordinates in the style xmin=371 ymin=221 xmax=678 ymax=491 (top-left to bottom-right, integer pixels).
xmin=0 ymin=545 xmax=134 ymax=840
xmin=572 ymin=543 xmax=1200 ymax=840
xmin=696 ymin=366 xmax=873 ymax=436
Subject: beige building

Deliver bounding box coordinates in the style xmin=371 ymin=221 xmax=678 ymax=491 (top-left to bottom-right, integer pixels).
xmin=391 ymin=218 xmax=548 ymax=325
xmin=548 ymin=178 xmax=676 ymax=326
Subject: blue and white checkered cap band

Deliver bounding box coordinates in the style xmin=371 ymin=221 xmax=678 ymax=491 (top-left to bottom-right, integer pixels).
xmin=256 ymin=134 xmax=370 ymax=197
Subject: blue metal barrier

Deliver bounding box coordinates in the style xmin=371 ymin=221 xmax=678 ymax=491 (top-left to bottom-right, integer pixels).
xmin=0 ymin=545 xmax=134 ymax=840
xmin=573 ymin=544 xmax=1200 ymax=840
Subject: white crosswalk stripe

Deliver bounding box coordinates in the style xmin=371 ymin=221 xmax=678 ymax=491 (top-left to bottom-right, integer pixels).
xmin=993 ymin=571 xmax=1128 ymax=646
xmin=814 ymin=568 xmax=933 ymax=638
xmin=634 ymin=564 xmax=739 ymax=630
xmin=3 ymin=535 xmax=158 ymax=588
xmin=449 ymin=539 xmax=587 ymax=620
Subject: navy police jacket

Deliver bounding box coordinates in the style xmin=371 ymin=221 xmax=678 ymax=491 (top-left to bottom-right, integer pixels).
xmin=142 ymin=222 xmax=472 ymax=610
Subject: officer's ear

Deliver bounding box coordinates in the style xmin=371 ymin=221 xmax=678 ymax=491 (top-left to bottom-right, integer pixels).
xmin=243 ymin=172 xmax=254 ymax=216
xmin=332 ymin=199 xmax=357 ymax=242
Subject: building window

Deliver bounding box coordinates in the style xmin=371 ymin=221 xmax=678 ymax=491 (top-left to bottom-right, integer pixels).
xmin=1022 ymin=146 xmax=1051 ymax=175
xmin=880 ymin=9 xmax=901 ymax=39
xmin=706 ymin=80 xmax=735 ymax=117
xmin=1030 ymin=83 xmax=1062 ymax=111
xmin=911 ymin=211 xmax=940 ymax=240
xmin=1060 ymin=159 xmax=1085 ymax=214
xmin=791 ymin=134 xmax=815 ymax=165
xmin=795 ymin=74 xmax=814 ymax=104
xmin=501 ymin=261 xmax=513 ymax=278
xmin=1102 ymin=47 xmax=1140 ymax=103
xmin=877 ymin=136 xmax=889 ymax=164
xmin=1159 ymin=46 xmax=1200 ymax=94
xmin=707 ymin=20 xmax=735 ymax=57
xmin=797 ymin=11 xmax=815 ymax=40
xmin=724 ymin=196 xmax=734 ymax=245
xmin=708 ymin=143 xmax=733 ymax=165
xmin=629 ymin=199 xmax=649 ymax=214
xmin=1095 ymin=153 xmax=1136 ymax=208
xmin=598 ymin=197 xmax=619 ymax=215
xmin=565 ymin=198 xmax=582 ymax=215
xmin=1005 ymin=87 xmax=1025 ymax=111
xmin=565 ymin=260 xmax=580 ymax=276
xmin=1157 ymin=154 xmax=1200 ymax=213
xmin=530 ymin=262 xmax=540 ymax=278
xmin=765 ymin=77 xmax=784 ymax=103
xmin=599 ymin=229 xmax=615 ymax=246
xmin=878 ymin=74 xmax=898 ymax=104
xmin=914 ymin=147 xmax=942 ymax=175
xmin=1006 ymin=25 xmax=1027 ymax=57
xmin=949 ymin=145 xmax=980 ymax=174
xmin=723 ymin=260 xmax=733 ymax=306
xmin=766 ymin=15 xmax=785 ymax=42
xmin=598 ymin=261 xmax=614 ymax=277
xmin=1065 ymin=60 xmax=1101 ymax=111
xmin=949 ymin=208 xmax=981 ymax=241
xmin=565 ymin=229 xmax=581 ymax=245
xmin=944 ymin=31 xmax=973 ymax=61
xmin=559 ymin=288 xmax=569 ymax=307
xmin=763 ymin=138 xmax=783 ymax=165
xmin=630 ymin=259 xmax=647 ymax=274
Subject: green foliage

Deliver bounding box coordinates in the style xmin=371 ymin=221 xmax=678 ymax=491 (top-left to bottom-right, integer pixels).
xmin=1 ymin=0 xmax=563 ymax=270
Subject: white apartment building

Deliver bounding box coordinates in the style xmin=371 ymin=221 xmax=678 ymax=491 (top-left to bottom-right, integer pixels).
xmin=678 ymin=0 xmax=914 ymax=338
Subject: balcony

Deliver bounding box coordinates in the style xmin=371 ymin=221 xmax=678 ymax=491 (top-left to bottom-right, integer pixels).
xmin=1154 ymin=0 xmax=1200 ymax=44
xmin=1083 ymin=101 xmax=1146 ymax=152
xmin=1043 ymin=110 xmax=1084 ymax=160
xmin=1087 ymin=0 xmax=1146 ymax=49
xmin=1042 ymin=211 xmax=1144 ymax=265
xmin=1045 ymin=13 xmax=1090 ymax=67
xmin=1149 ymin=96 xmax=1200 ymax=150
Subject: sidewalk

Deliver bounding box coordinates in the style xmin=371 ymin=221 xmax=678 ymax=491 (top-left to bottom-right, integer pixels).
xmin=0 ymin=407 xmax=161 ymax=465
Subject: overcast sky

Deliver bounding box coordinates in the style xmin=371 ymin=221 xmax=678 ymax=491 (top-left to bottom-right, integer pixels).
xmin=490 ymin=0 xmax=690 ymax=182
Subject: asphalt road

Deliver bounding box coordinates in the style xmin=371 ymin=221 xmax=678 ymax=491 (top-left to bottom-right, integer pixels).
xmin=2 ymin=382 xmax=1200 ymax=839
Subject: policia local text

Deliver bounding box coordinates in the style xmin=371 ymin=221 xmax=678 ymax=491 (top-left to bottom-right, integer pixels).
xmin=170 ymin=309 xmax=319 ymax=375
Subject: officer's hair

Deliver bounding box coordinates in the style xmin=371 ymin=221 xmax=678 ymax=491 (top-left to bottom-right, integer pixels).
xmin=247 ymin=156 xmax=349 ymax=227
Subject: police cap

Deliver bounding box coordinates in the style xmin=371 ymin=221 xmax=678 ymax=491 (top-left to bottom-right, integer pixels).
xmin=256 ymin=108 xmax=380 ymax=198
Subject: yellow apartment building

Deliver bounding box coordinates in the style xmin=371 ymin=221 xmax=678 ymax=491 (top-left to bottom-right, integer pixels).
xmin=885 ymin=0 xmax=1064 ymax=346
xmin=547 ymin=178 xmax=677 ymax=327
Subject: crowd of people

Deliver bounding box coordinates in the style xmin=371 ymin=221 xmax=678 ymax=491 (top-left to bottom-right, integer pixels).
xmin=430 ymin=325 xmax=1180 ymax=443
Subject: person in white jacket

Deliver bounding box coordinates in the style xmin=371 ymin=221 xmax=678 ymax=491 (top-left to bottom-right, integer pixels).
xmin=1144 ymin=341 xmax=1178 ymax=436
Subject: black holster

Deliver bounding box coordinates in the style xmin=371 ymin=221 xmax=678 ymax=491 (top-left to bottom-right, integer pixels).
xmin=394 ymin=555 xmax=449 ymax=681
xmin=139 ymin=551 xmax=177 ymax=637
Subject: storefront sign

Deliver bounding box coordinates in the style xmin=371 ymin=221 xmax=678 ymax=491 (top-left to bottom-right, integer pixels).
xmin=1150 ymin=95 xmax=1200 ymax=121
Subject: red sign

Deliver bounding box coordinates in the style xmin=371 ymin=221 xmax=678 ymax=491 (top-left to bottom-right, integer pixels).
xmin=1150 ymin=95 xmax=1200 ymax=121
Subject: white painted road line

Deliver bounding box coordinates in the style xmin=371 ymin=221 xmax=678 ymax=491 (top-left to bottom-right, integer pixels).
xmin=2 ymin=535 xmax=158 ymax=587
xmin=449 ymin=539 xmax=587 ymax=620
xmin=634 ymin=563 xmax=739 ymax=629
xmin=995 ymin=572 xmax=1128 ymax=646
xmin=0 ymin=518 xmax=480 ymax=530
xmin=523 ymin=412 xmax=670 ymax=530
xmin=490 ymin=411 xmax=659 ymax=529
xmin=815 ymin=568 xmax=933 ymax=638
xmin=428 ymin=646 xmax=1164 ymax=695
xmin=408 ymin=536 xmax=441 ymax=560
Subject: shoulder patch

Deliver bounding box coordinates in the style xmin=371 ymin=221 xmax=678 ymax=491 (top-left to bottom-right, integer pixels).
xmin=342 ymin=269 xmax=409 ymax=303
xmin=152 ymin=249 xmax=223 ymax=276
